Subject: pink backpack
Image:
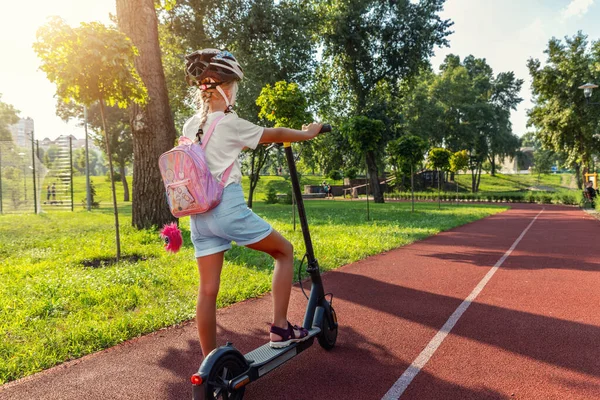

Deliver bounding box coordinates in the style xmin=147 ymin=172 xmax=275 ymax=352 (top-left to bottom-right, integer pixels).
xmin=158 ymin=115 xmax=233 ymax=218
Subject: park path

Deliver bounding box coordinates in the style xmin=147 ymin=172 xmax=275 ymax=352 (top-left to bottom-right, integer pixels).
xmin=1 ymin=204 xmax=599 ymax=399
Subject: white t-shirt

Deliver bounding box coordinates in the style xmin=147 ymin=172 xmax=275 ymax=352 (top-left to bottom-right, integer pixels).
xmin=182 ymin=111 xmax=264 ymax=187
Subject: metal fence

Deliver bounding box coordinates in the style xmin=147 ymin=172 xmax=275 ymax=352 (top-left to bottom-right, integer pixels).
xmin=0 ymin=136 xmax=75 ymax=214
xmin=41 ymin=136 xmax=74 ymax=211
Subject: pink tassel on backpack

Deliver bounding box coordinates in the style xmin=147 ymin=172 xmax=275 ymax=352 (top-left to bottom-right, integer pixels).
xmin=160 ymin=223 xmax=183 ymax=253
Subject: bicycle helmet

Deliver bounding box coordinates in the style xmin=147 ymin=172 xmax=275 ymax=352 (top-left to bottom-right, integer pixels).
xmin=185 ymin=49 xmax=244 ymax=87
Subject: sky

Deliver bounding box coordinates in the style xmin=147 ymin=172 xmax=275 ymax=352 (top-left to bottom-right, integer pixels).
xmin=0 ymin=0 xmax=599 ymax=141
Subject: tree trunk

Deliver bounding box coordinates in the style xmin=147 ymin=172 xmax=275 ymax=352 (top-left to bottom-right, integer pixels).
xmin=100 ymin=100 xmax=121 ymax=261
xmin=574 ymin=162 xmax=583 ymax=189
xmin=411 ymin=164 xmax=414 ymax=213
xmin=456 ymin=179 xmax=459 ymax=205
xmin=476 ymin=163 xmax=482 ymax=192
xmin=437 ymin=169 xmax=441 ymax=210
xmin=116 ymin=0 xmax=177 ymax=229
xmin=120 ymin=162 xmax=129 ymax=202
xmin=365 ymin=150 xmax=384 ymax=203
xmin=489 ymin=154 xmax=496 ymax=176
xmin=247 ymin=146 xmax=270 ymax=208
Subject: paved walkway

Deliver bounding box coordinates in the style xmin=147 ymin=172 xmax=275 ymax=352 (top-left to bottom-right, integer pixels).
xmin=1 ymin=204 xmax=599 ymax=399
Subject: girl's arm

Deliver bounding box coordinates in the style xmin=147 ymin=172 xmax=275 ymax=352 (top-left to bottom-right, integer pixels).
xmin=259 ymin=123 xmax=322 ymax=144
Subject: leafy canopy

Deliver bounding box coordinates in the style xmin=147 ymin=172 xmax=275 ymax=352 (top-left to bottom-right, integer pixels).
xmin=317 ymin=0 xmax=453 ymax=111
xmin=256 ymin=81 xmax=310 ymax=129
xmin=387 ymin=135 xmax=427 ymax=169
xmin=428 ymin=147 xmax=452 ymax=171
xmin=527 ymin=31 xmax=600 ymax=168
xmin=33 ymin=17 xmax=147 ymax=108
xmin=450 ymin=150 xmax=469 ymax=173
xmin=340 ymin=116 xmax=386 ymax=155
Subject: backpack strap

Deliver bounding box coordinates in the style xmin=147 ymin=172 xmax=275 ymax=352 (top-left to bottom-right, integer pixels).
xmin=200 ymin=114 xmax=235 ymax=186
xmin=199 ymin=115 xmax=226 ymax=149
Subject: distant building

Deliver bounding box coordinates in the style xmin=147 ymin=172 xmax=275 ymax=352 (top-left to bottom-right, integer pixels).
xmin=39 ymin=134 xmax=100 ymax=152
xmin=497 ymin=147 xmax=534 ymax=174
xmin=9 ymin=117 xmax=34 ymax=147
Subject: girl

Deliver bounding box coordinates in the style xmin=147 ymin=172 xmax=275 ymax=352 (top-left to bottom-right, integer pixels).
xmin=182 ymin=49 xmax=322 ymax=357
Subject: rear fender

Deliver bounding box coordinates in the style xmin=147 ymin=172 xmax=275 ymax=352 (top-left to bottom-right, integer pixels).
xmin=191 ymin=343 xmax=248 ymax=400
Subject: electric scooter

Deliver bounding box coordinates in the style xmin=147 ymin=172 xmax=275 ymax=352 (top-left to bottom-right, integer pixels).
xmin=191 ymin=124 xmax=338 ymax=400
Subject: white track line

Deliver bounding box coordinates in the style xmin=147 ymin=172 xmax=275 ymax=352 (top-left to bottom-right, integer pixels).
xmin=382 ymin=208 xmax=544 ymax=400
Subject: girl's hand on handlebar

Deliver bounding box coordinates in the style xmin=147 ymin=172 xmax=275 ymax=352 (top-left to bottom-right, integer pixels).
xmin=302 ymin=122 xmax=323 ymax=139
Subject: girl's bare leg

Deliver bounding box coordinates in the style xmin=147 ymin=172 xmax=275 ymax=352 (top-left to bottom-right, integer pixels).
xmin=196 ymin=251 xmax=225 ymax=357
xmin=246 ymin=230 xmax=299 ymax=341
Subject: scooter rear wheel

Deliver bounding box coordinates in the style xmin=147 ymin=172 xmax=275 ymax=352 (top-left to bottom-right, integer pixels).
xmin=318 ymin=306 xmax=338 ymax=350
xmin=205 ymin=354 xmax=247 ymax=400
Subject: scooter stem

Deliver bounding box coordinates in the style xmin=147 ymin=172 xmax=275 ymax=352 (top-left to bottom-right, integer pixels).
xmin=283 ymin=142 xmax=326 ymax=330
xmin=283 ymin=143 xmax=317 ymax=266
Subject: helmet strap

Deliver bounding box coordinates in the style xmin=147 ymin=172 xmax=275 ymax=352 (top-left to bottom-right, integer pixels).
xmin=216 ymin=85 xmax=233 ymax=112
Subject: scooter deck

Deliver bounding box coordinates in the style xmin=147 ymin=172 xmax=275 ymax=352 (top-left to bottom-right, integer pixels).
xmin=244 ymin=327 xmax=321 ymax=378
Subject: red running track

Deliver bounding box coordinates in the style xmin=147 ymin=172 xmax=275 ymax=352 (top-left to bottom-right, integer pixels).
xmin=1 ymin=204 xmax=599 ymax=400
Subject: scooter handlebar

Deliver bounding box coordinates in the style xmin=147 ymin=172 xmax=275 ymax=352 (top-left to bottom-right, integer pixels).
xmin=319 ymin=124 xmax=332 ymax=133
xmin=266 ymin=124 xmax=331 ymax=150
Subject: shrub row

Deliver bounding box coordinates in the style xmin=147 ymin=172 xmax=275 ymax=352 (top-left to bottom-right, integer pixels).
xmin=383 ymin=191 xmax=580 ymax=205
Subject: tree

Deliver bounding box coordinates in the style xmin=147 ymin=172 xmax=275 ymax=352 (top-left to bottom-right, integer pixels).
xmin=486 ymin=71 xmax=523 ymax=175
xmin=527 ymin=31 xmax=600 ymax=188
xmin=156 ymin=20 xmax=195 ymax=133
xmin=450 ymin=149 xmax=469 ymax=203
xmin=428 ymin=54 xmax=522 ymax=190
xmin=254 ymin=81 xmax=311 ymax=207
xmin=116 ymin=0 xmax=178 ymax=229
xmin=387 ymin=135 xmax=427 ymax=212
xmin=74 ymin=147 xmax=99 ymax=176
xmin=399 ymin=70 xmax=445 ymax=147
xmin=341 ymin=116 xmax=386 ymax=199
xmin=0 ymin=95 xmax=19 ymax=142
xmin=315 ymin=0 xmax=453 ymax=203
xmin=428 ymin=147 xmax=452 ymax=209
xmin=34 ymin=18 xmax=147 ymax=261
xmin=533 ymin=148 xmax=555 ymax=184
xmin=43 ymin=145 xmax=60 ymax=168
xmin=2 ymin=166 xmax=24 ymax=210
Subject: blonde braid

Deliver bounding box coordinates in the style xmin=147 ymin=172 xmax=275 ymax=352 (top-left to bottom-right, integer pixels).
xmin=194 ymin=89 xmax=212 ymax=142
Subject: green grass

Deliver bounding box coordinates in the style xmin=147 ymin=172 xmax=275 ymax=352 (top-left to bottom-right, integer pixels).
xmin=0 ymin=175 xmax=506 ymax=384
xmin=42 ymin=174 xmax=340 ymax=210
xmin=14 ymin=172 xmax=578 ymax=214
xmin=453 ymin=172 xmax=574 ymax=193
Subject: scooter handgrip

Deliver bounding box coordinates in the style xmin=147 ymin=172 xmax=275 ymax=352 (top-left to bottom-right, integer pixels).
xmin=319 ymin=124 xmax=332 ymax=133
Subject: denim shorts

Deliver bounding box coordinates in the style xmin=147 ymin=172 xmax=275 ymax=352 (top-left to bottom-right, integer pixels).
xmin=190 ymin=184 xmax=273 ymax=257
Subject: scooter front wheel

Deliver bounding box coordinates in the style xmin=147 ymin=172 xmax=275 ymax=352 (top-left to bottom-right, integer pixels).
xmin=318 ymin=305 xmax=338 ymax=350
xmin=205 ymin=354 xmax=247 ymax=400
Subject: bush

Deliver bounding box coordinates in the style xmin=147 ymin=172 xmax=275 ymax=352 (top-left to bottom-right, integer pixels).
xmin=264 ymin=184 xmax=279 ymax=204
xmin=327 ymin=170 xmax=343 ymax=181
xmin=105 ymin=171 xmax=121 ymax=182
xmin=282 ymin=190 xmax=294 ymax=204
xmin=80 ymin=179 xmax=100 ymax=208
xmin=540 ymin=193 xmax=553 ymax=204
xmin=558 ymin=192 xmax=576 ymax=205
xmin=344 ymin=167 xmax=358 ymax=180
